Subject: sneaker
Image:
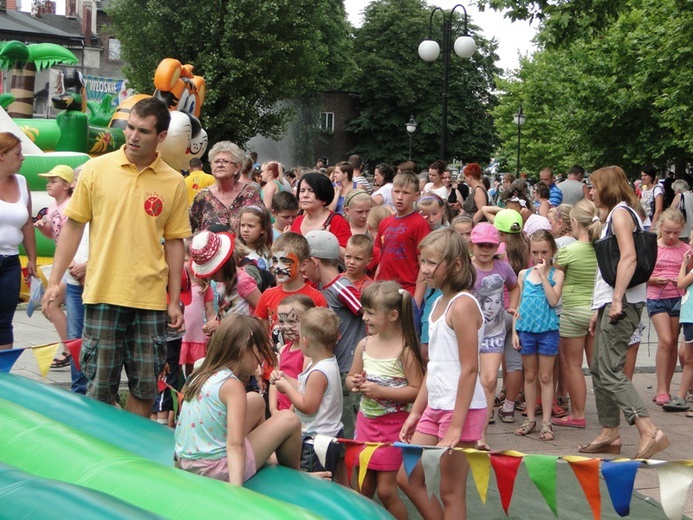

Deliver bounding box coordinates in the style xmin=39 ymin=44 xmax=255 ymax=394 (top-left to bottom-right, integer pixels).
xmin=497 ymin=407 xmax=515 ymax=423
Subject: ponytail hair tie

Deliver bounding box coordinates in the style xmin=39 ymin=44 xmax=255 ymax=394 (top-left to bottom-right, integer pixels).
xmin=592 ymin=216 xmax=600 ymax=222
xmin=398 ymin=288 xmax=405 ymax=296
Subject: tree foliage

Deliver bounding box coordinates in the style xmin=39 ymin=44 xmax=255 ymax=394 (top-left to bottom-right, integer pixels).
xmin=108 ymin=0 xmax=355 ymax=146
xmin=488 ymin=0 xmax=693 ymax=176
xmin=348 ymin=0 xmax=500 ymax=166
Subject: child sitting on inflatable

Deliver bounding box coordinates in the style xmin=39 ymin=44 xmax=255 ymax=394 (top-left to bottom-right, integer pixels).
xmin=174 ymin=314 xmax=302 ymax=485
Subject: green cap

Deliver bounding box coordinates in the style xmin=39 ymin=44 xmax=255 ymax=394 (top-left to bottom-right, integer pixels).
xmin=494 ymin=209 xmax=523 ymax=234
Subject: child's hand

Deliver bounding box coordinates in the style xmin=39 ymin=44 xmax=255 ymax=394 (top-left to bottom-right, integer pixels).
xmin=684 ymin=250 xmax=693 ymax=263
xmin=507 ymin=307 xmax=518 ymax=318
xmin=399 ymin=414 xmax=419 ymax=443
xmin=202 ymin=320 xmax=219 ymax=337
xmin=350 ymin=370 xmax=366 ymax=391
xmin=437 ymin=426 xmax=462 ymax=449
xmin=512 ymin=332 xmax=521 ymax=351
xmin=649 ymin=276 xmax=668 ymax=286
xmin=535 ymin=258 xmax=549 ymax=278
xmin=269 ymin=369 xmax=284 ymax=385
xmin=358 ymin=380 xmax=380 ymax=399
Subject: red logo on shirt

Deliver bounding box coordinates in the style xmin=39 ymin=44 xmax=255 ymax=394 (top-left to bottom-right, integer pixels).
xmin=144 ymin=195 xmax=163 ymax=217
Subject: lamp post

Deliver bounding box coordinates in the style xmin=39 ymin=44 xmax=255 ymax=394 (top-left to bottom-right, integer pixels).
xmin=418 ymin=4 xmax=476 ymax=162
xmin=513 ymin=104 xmax=525 ymax=176
xmin=406 ymin=114 xmax=417 ymax=160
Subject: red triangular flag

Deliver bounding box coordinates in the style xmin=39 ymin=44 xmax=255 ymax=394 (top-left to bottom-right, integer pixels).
xmin=64 ymin=338 xmax=82 ymax=371
xmin=490 ymin=453 xmax=523 ymax=515
xmin=344 ymin=443 xmax=361 ymax=484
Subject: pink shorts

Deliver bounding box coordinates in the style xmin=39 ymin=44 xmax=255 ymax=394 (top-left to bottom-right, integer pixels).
xmin=415 ymin=407 xmax=486 ymax=443
xmin=354 ymin=410 xmax=409 ymax=471
xmin=180 ymin=341 xmax=208 ymax=365
xmin=179 ymin=438 xmax=257 ymax=482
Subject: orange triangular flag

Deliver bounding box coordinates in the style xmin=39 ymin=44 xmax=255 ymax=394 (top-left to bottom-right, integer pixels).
xmin=32 ymin=342 xmax=61 ymax=377
xmin=566 ymin=457 xmax=602 ymax=520
xmin=358 ymin=443 xmax=381 ymax=490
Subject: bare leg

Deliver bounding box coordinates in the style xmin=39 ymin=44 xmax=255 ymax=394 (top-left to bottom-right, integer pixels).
xmin=125 ymin=393 xmax=154 ymax=418
xmin=478 ymin=352 xmax=502 ymax=444
xmin=375 ymin=471 xmax=408 ymax=520
xmin=247 ymin=396 xmax=302 ymax=470
xmin=439 ymin=445 xmax=472 ymax=520
xmin=538 ymin=354 xmax=556 ymax=422
xmin=397 ymin=432 xmax=443 ymax=520
xmin=652 ymin=313 xmax=676 ymax=396
xmin=560 ymin=336 xmax=588 ymax=419
xmin=521 ymin=355 xmax=538 ymax=423
xmin=675 ymin=340 xmax=693 ymax=400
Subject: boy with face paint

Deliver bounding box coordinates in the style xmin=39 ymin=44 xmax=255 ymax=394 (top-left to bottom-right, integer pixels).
xmin=255 ymin=232 xmax=329 ymax=353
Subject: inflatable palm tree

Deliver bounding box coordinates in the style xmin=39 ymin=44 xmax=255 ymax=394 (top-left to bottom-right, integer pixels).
xmin=0 ymin=41 xmax=79 ymax=118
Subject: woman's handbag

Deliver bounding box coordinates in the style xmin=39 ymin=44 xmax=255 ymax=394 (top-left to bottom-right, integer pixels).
xmin=594 ymin=206 xmax=657 ymax=289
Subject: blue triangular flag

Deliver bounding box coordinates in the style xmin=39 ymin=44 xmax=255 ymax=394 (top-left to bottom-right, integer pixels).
xmin=602 ymin=459 xmax=640 ymax=516
xmin=394 ymin=441 xmax=423 ymax=479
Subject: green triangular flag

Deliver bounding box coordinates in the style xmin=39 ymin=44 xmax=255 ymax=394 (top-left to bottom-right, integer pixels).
xmin=524 ymin=454 xmax=558 ymax=517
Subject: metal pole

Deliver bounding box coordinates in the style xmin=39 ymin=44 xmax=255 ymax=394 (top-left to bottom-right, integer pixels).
xmin=440 ymin=15 xmax=451 ymax=162
xmin=409 ymin=133 xmax=413 ymax=160
xmin=516 ymin=123 xmax=521 ymax=176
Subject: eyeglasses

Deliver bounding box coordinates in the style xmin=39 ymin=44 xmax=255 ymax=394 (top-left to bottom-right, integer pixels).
xmin=212 ymin=158 xmax=236 ymax=166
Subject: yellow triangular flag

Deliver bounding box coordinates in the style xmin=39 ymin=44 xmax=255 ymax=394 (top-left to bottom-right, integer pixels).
xmin=358 ymin=443 xmax=381 ymax=490
xmin=32 ymin=342 xmax=60 ymax=377
xmin=464 ymin=450 xmax=492 ymax=503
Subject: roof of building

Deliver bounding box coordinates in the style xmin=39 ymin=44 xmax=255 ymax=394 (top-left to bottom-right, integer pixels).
xmin=0 ymin=10 xmax=84 ymax=44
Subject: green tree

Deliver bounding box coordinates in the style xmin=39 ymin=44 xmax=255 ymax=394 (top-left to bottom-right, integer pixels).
xmin=108 ymin=0 xmax=354 ymax=146
xmin=348 ymin=0 xmax=500 ymax=166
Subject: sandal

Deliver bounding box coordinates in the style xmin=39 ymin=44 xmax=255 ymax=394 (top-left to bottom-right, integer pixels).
xmin=687 ymin=410 xmax=693 ymax=418
xmin=50 ymin=352 xmax=72 ymax=369
xmin=514 ymin=419 xmax=536 ymax=436
xmin=662 ymin=397 xmax=690 ymax=412
xmin=552 ymin=399 xmax=568 ymax=418
xmin=539 ymin=422 xmax=555 ymax=441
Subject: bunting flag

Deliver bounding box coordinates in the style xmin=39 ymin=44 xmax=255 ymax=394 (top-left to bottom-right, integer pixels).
xmin=490 ymin=452 xmax=523 ymax=515
xmin=464 ymin=449 xmax=492 ymax=504
xmin=313 ymin=434 xmax=335 ymax=472
xmin=654 ymin=462 xmax=693 ymax=520
xmin=394 ymin=441 xmax=423 ymax=480
xmin=524 ymin=454 xmax=558 ymax=517
xmin=343 ymin=442 xmax=361 ymax=484
xmin=32 ymin=342 xmax=61 ymax=377
xmin=601 ymin=460 xmax=640 ymax=517
xmin=0 ymin=348 xmax=25 ymax=373
xmin=64 ymin=338 xmax=82 ymax=371
xmin=421 ymin=448 xmax=446 ymax=499
xmin=565 ymin=456 xmax=602 ymax=520
xmin=357 ymin=443 xmax=381 ymax=490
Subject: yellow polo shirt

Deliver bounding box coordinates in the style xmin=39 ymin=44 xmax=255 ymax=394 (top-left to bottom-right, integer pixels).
xmin=185 ymin=170 xmax=216 ymax=205
xmin=66 ymin=146 xmax=191 ymax=310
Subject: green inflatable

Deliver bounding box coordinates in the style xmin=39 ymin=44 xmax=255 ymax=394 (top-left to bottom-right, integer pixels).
xmin=0 ymin=462 xmax=164 ymax=520
xmin=0 ymin=373 xmax=394 ymax=520
xmin=0 ymin=398 xmax=317 ymax=520
xmin=19 ymin=152 xmax=91 ymax=191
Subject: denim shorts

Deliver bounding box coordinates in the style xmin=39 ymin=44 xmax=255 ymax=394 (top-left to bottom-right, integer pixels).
xmin=646 ymin=297 xmax=681 ymax=318
xmin=683 ymin=323 xmax=693 ymax=343
xmin=516 ymin=330 xmax=559 ymax=356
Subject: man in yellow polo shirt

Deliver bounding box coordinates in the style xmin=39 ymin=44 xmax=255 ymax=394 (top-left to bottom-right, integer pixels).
xmin=43 ymin=97 xmax=191 ymax=417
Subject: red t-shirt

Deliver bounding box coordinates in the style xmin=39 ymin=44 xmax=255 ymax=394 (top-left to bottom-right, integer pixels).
xmin=375 ymin=211 xmax=430 ymax=295
xmin=291 ymin=212 xmax=352 ymax=247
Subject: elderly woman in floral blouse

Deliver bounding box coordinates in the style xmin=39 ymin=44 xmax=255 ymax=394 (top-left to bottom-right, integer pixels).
xmin=190 ymin=141 xmax=262 ymax=233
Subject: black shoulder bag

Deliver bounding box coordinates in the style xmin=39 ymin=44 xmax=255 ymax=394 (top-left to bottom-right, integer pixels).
xmin=594 ymin=206 xmax=657 ymax=289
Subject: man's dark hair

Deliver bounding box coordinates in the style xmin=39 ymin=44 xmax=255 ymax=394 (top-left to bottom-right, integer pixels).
xmin=189 ymin=157 xmax=203 ymax=169
xmin=348 ymin=154 xmax=363 ymax=170
xmin=567 ymin=165 xmax=585 ymax=178
xmin=131 ymin=97 xmax=171 ymax=134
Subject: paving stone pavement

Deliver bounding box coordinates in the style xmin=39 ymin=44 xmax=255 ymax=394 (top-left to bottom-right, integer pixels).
xmin=8 ymin=306 xmax=693 ymax=518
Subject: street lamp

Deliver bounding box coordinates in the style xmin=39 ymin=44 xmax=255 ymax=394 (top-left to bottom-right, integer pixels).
xmin=418 ymin=4 xmax=476 ymax=162
xmin=513 ymin=104 xmax=526 ymax=176
xmin=406 ymin=114 xmax=417 ymax=160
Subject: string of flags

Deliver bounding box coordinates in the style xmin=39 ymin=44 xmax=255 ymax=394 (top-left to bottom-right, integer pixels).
xmin=3 ymin=346 xmax=692 ymax=519
xmin=311 ymin=434 xmax=693 ymax=520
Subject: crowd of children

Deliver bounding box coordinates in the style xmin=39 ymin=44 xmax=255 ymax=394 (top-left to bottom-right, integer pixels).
xmin=39 ymin=155 xmax=688 ymax=519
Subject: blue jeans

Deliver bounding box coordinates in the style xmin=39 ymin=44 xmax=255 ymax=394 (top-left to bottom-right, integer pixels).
xmin=65 ymin=283 xmax=88 ymax=394
xmin=0 ymin=255 xmax=20 ymax=345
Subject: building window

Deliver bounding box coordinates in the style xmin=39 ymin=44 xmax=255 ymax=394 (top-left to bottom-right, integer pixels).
xmin=108 ymin=38 xmax=121 ymax=60
xmin=320 ymin=112 xmax=334 ymax=132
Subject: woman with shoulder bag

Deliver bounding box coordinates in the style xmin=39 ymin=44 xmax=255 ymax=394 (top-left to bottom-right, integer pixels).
xmin=579 ymin=166 xmax=669 ymax=459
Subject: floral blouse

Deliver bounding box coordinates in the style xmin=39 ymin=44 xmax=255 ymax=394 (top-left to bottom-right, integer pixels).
xmin=189 ymin=183 xmax=262 ymax=234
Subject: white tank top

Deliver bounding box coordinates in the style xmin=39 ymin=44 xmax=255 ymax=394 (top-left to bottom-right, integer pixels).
xmin=296 ymin=356 xmax=344 ymax=437
xmin=427 ymin=291 xmax=487 ymax=410
xmin=0 ymin=174 xmax=29 ymax=255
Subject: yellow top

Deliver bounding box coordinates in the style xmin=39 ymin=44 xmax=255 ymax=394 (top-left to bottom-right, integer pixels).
xmin=185 ymin=170 xmax=216 ymax=205
xmin=65 ymin=146 xmax=191 ymax=310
